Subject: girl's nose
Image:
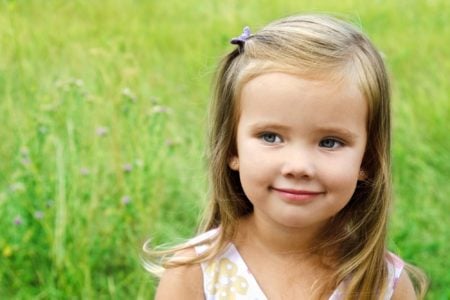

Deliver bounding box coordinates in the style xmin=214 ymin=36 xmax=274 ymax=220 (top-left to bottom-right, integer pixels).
xmin=280 ymin=149 xmax=316 ymax=179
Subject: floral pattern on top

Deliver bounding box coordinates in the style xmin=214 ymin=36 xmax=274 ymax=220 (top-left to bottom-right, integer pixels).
xmin=205 ymin=258 xmax=249 ymax=300
xmin=194 ymin=230 xmax=404 ymax=300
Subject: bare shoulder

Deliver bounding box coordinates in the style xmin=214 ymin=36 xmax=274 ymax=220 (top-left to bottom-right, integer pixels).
xmin=392 ymin=270 xmax=417 ymax=300
xmin=155 ymin=248 xmax=204 ymax=300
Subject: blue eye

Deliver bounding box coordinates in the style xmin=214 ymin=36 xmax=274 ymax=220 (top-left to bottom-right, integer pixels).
xmin=260 ymin=133 xmax=282 ymax=144
xmin=319 ymin=138 xmax=343 ymax=149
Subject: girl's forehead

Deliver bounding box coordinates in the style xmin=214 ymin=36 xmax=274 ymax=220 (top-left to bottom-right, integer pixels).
xmin=236 ymin=61 xmax=362 ymax=95
xmin=241 ymin=72 xmax=365 ymax=105
xmin=239 ymin=70 xmax=364 ymax=104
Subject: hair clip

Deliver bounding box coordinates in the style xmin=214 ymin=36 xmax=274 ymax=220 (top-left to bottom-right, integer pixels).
xmin=230 ymin=26 xmax=251 ymax=46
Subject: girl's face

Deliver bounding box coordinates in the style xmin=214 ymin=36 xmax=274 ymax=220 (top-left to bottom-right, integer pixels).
xmin=229 ymin=72 xmax=367 ymax=231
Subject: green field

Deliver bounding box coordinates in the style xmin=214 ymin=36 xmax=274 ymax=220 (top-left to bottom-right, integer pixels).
xmin=0 ymin=0 xmax=448 ymax=299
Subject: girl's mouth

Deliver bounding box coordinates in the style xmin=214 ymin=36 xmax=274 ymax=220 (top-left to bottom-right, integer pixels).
xmin=271 ymin=187 xmax=324 ymax=202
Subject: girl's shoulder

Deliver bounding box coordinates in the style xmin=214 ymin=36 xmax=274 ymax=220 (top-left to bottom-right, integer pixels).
xmin=154 ymin=230 xmax=220 ymax=300
xmin=385 ymin=252 xmax=418 ymax=300
xmin=154 ymin=247 xmax=204 ymax=300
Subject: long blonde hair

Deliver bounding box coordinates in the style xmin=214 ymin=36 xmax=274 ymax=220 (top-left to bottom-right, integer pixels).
xmin=144 ymin=14 xmax=427 ymax=299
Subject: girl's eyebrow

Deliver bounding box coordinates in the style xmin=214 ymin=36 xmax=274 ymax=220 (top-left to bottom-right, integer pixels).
xmin=314 ymin=127 xmax=359 ymax=140
xmin=248 ymin=122 xmax=289 ymax=131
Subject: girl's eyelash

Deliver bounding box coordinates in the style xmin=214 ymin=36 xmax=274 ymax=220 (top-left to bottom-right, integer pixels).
xmin=258 ymin=132 xmax=282 ymax=143
xmin=319 ymin=137 xmax=345 ymax=148
xmin=325 ymin=137 xmax=345 ymax=143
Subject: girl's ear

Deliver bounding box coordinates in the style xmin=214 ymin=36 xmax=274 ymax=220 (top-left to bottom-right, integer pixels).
xmin=358 ymin=169 xmax=367 ymax=181
xmin=229 ymin=156 xmax=239 ymax=171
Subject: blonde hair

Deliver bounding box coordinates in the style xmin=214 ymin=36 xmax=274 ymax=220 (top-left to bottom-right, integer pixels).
xmin=144 ymin=14 xmax=427 ymax=298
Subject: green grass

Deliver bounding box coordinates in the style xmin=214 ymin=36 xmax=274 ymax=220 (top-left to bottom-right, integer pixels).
xmin=0 ymin=0 xmax=448 ymax=298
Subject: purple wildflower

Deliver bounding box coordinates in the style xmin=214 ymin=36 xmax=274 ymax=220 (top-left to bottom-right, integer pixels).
xmin=80 ymin=167 xmax=90 ymax=176
xmin=165 ymin=139 xmax=175 ymax=147
xmin=21 ymin=158 xmax=31 ymax=166
xmin=123 ymin=163 xmax=133 ymax=173
xmin=13 ymin=216 xmax=23 ymax=226
xmin=34 ymin=211 xmax=44 ymax=219
xmin=121 ymin=195 xmax=132 ymax=205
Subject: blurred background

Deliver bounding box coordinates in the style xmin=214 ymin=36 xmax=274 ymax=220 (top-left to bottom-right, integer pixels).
xmin=0 ymin=0 xmax=448 ymax=298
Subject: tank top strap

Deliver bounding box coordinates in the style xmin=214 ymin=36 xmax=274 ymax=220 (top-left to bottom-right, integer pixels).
xmin=384 ymin=252 xmax=405 ymax=299
xmin=193 ymin=231 xmax=267 ymax=300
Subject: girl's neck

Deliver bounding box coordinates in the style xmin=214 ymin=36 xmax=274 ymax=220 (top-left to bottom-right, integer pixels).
xmin=233 ymin=213 xmax=335 ymax=298
xmin=235 ymin=213 xmax=327 ymax=257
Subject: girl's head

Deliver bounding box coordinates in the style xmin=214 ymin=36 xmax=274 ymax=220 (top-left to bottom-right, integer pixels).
xmin=204 ymin=15 xmax=392 ymax=289
xmin=206 ymin=14 xmax=390 ymax=236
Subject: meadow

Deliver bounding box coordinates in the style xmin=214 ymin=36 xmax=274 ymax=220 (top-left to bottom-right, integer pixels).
xmin=0 ymin=0 xmax=448 ymax=299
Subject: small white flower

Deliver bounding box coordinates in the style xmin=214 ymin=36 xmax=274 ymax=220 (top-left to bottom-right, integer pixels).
xmin=10 ymin=182 xmax=25 ymax=192
xmin=122 ymin=87 xmax=136 ymax=101
xmin=74 ymin=79 xmax=84 ymax=87
xmin=134 ymin=159 xmax=144 ymax=167
xmin=34 ymin=211 xmax=44 ymax=219
xmin=96 ymin=126 xmax=109 ymax=137
xmin=80 ymin=167 xmax=90 ymax=176
xmin=151 ymin=105 xmax=170 ymax=114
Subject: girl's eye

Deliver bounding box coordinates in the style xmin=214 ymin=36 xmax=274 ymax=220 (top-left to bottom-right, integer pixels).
xmin=319 ymin=138 xmax=343 ymax=149
xmin=260 ymin=133 xmax=282 ymax=144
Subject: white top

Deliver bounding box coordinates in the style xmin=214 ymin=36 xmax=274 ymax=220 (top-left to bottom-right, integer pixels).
xmin=193 ymin=229 xmax=404 ymax=300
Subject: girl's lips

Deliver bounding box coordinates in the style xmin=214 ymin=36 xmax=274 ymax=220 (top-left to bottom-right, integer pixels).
xmin=271 ymin=187 xmax=324 ymax=202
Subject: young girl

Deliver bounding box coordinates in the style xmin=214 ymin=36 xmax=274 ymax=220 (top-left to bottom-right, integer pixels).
xmin=146 ymin=14 xmax=427 ymax=299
